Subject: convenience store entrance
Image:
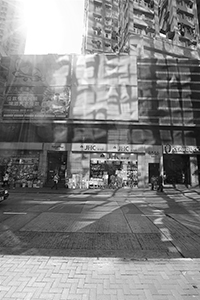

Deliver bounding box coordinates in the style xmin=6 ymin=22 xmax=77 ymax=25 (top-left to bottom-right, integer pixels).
xmin=89 ymin=153 xmax=138 ymax=188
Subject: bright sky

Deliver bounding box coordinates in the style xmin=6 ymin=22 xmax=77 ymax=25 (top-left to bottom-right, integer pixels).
xmin=23 ymin=0 xmax=85 ymax=54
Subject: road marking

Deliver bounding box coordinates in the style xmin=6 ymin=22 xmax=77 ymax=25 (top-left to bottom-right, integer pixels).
xmin=3 ymin=212 xmax=27 ymax=215
xmin=67 ymin=195 xmax=89 ymax=198
xmin=23 ymin=200 xmax=61 ymax=204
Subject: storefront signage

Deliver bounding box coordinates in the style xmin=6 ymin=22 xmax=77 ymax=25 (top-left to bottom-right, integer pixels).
xmin=47 ymin=143 xmax=69 ymax=151
xmin=163 ymin=144 xmax=200 ymax=154
xmin=107 ymin=144 xmax=145 ymax=153
xmin=72 ymin=144 xmax=107 ymax=152
xmin=72 ymin=143 xmax=145 ymax=153
xmin=147 ymin=150 xmax=160 ymax=156
xmin=81 ymin=144 xmax=107 ymax=152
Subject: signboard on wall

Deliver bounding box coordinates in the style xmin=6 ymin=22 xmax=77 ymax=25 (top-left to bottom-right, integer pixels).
xmin=72 ymin=143 xmax=146 ymax=153
xmin=2 ymin=55 xmax=72 ymax=119
xmin=163 ymin=144 xmax=200 ymax=154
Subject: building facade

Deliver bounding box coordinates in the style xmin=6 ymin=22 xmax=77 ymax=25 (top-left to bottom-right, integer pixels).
xmin=0 ymin=53 xmax=200 ymax=189
xmin=82 ymin=0 xmax=119 ymax=54
xmin=0 ymin=0 xmax=26 ymax=56
xmin=82 ymin=0 xmax=200 ymax=58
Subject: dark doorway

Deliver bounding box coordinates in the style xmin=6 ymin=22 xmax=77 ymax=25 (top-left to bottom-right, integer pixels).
xmin=164 ymin=154 xmax=190 ymax=185
xmin=47 ymin=151 xmax=67 ymax=187
xmin=149 ymin=163 xmax=160 ymax=183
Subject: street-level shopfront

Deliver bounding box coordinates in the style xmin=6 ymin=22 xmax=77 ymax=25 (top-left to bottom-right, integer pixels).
xmin=0 ymin=143 xmax=43 ymax=188
xmin=69 ymin=143 xmax=163 ymax=188
xmin=163 ymin=144 xmax=200 ymax=186
xmin=0 ymin=142 xmax=69 ymax=188
xmin=6 ymin=142 xmax=200 ymax=188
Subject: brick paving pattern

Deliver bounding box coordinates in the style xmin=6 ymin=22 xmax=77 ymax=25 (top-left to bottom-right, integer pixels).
xmin=0 ymin=256 xmax=200 ymax=300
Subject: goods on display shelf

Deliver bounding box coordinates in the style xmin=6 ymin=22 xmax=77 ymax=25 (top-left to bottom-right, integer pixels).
xmin=0 ymin=151 xmax=41 ymax=188
xmin=68 ymin=174 xmax=89 ymax=189
xmin=89 ymin=178 xmax=104 ymax=188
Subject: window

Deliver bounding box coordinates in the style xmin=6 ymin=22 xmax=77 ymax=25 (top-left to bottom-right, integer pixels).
xmin=187 ymin=1 xmax=193 ymax=9
xmin=133 ymin=26 xmax=142 ymax=34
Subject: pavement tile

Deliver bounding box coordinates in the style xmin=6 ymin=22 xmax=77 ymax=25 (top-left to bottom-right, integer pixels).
xmin=1 ymin=187 xmax=200 ymax=299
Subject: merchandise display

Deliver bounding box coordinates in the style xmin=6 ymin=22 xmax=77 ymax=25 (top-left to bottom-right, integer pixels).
xmin=0 ymin=151 xmax=41 ymax=188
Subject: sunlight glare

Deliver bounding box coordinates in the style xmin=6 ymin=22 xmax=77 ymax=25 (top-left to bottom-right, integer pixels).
xmin=23 ymin=0 xmax=84 ymax=54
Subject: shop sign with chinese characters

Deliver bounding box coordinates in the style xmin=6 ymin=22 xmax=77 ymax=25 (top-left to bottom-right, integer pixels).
xmin=163 ymin=144 xmax=200 ymax=154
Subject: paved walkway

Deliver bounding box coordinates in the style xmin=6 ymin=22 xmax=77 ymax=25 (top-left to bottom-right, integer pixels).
xmin=7 ymin=185 xmax=200 ymax=195
xmin=0 ymin=256 xmax=200 ymax=300
xmin=1 ymin=185 xmax=200 ymax=299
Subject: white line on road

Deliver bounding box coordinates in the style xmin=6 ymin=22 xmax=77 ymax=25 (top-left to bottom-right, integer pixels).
xmin=3 ymin=212 xmax=27 ymax=215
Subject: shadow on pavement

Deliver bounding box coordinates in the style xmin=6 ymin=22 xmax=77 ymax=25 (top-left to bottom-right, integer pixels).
xmin=0 ymin=187 xmax=200 ymax=259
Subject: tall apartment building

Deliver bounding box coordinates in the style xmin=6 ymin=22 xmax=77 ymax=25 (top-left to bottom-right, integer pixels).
xmin=82 ymin=0 xmax=119 ymax=54
xmin=0 ymin=0 xmax=26 ymax=56
xmin=83 ymin=0 xmax=200 ymax=57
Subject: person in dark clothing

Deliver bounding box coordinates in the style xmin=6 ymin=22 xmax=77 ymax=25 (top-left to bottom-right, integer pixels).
xmin=51 ymin=173 xmax=59 ymax=190
xmin=151 ymin=175 xmax=156 ymax=190
xmin=3 ymin=172 xmax=9 ymax=187
xmin=157 ymin=174 xmax=163 ymax=192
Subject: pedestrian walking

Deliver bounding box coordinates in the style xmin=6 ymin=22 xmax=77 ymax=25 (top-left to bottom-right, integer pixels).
xmin=157 ymin=174 xmax=163 ymax=192
xmin=51 ymin=173 xmax=59 ymax=190
xmin=150 ymin=175 xmax=156 ymax=190
xmin=2 ymin=172 xmax=9 ymax=187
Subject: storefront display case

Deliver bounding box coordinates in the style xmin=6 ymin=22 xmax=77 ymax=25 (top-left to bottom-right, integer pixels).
xmin=89 ymin=153 xmax=138 ymax=188
xmin=0 ymin=150 xmax=41 ymax=188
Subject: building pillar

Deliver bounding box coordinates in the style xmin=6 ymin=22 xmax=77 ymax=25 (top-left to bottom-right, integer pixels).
xmin=138 ymin=153 xmax=145 ymax=188
xmin=38 ymin=149 xmax=48 ymax=186
xmin=190 ymin=155 xmax=199 ymax=187
xmin=159 ymin=153 xmax=164 ymax=176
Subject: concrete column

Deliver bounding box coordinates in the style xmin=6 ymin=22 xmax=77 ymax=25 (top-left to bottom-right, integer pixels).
xmin=159 ymin=153 xmax=163 ymax=176
xmin=38 ymin=149 xmax=48 ymax=185
xmin=190 ymin=155 xmax=199 ymax=187
xmin=137 ymin=153 xmax=146 ymax=188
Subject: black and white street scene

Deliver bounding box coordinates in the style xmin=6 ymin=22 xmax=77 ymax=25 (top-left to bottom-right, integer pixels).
xmin=1 ymin=0 xmax=200 ymax=299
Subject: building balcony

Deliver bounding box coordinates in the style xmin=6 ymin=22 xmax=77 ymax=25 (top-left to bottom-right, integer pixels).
xmin=91 ymin=38 xmax=103 ymax=50
xmin=133 ymin=25 xmax=155 ymax=38
xmin=177 ymin=2 xmax=193 ymax=15
xmin=94 ymin=0 xmax=102 ymax=4
xmin=178 ymin=16 xmax=194 ymax=28
xmin=105 ymin=12 xmax=112 ymax=18
xmin=134 ymin=15 xmax=149 ymax=27
xmin=133 ymin=0 xmax=154 ymax=15
xmin=134 ymin=13 xmax=155 ymax=28
xmin=93 ymin=9 xmax=102 ymax=16
xmin=105 ymin=25 xmax=112 ymax=32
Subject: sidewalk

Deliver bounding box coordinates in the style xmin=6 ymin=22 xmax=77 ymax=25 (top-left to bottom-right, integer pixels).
xmin=1 ymin=185 xmax=200 ymax=299
xmin=7 ymin=184 xmax=200 ymax=195
xmin=0 ymin=256 xmax=200 ymax=300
